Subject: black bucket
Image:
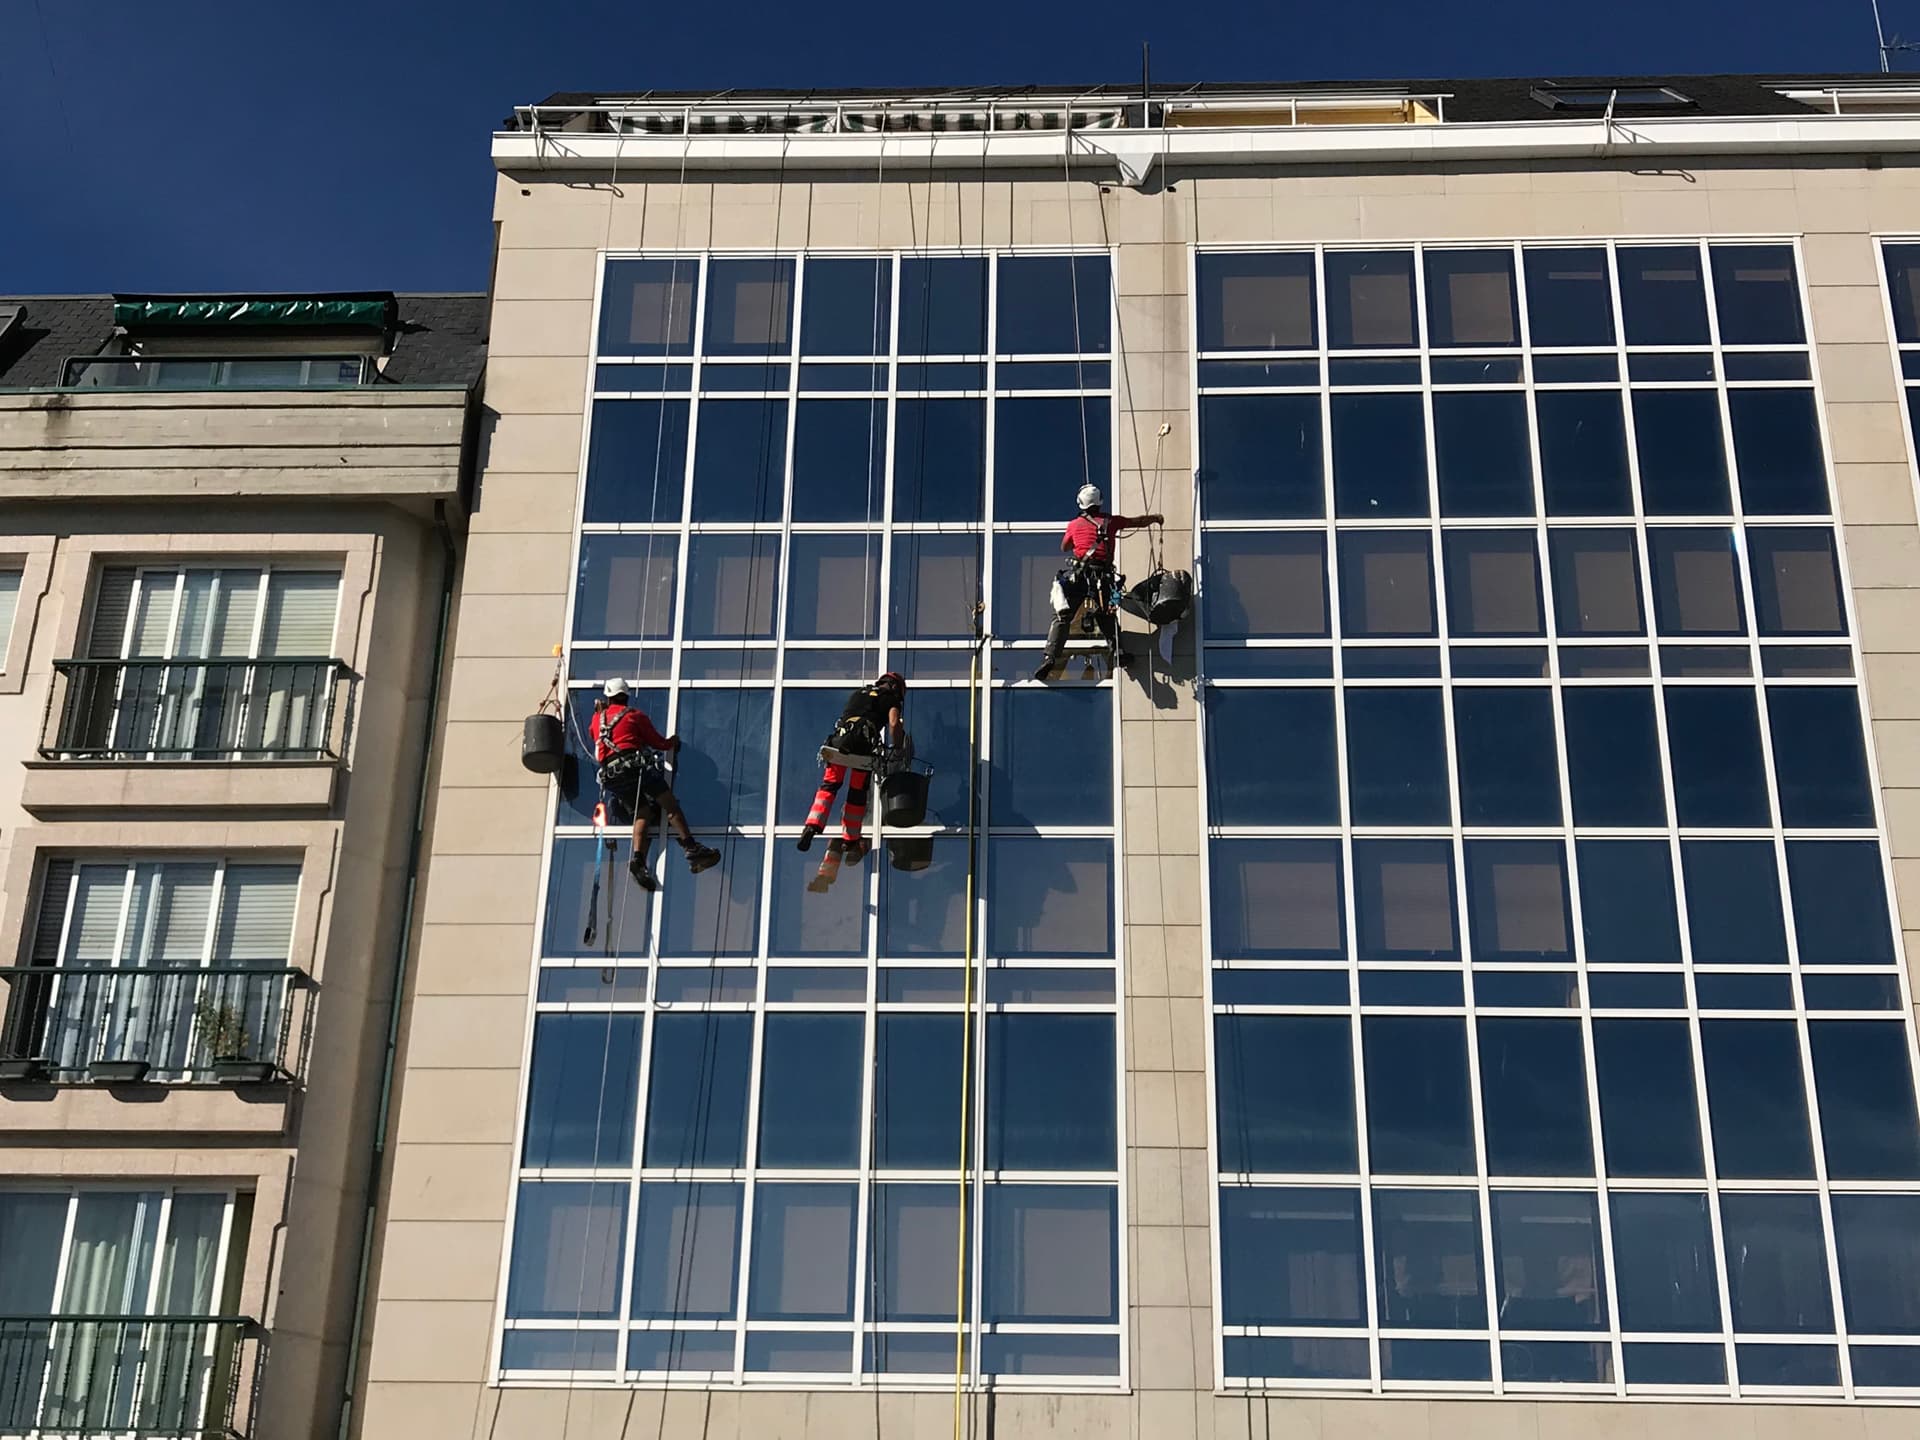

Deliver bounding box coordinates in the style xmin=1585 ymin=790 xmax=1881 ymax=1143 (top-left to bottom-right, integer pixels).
xmin=522 ymin=712 xmax=565 ymax=774
xmin=888 ymin=837 xmax=934 ymax=872
xmin=1120 ymin=568 xmax=1193 ymax=627
xmin=881 ymin=764 xmax=931 ymax=828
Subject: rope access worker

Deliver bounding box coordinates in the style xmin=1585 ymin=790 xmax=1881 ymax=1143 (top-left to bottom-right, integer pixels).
xmin=594 ymin=678 xmax=721 ymax=891
xmin=798 ymin=670 xmax=907 ymax=893
xmin=1034 ymin=485 xmax=1163 ymax=681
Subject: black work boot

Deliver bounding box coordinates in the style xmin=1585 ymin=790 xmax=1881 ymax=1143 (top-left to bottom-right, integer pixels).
xmin=1033 ymin=618 xmax=1070 ymax=681
xmin=681 ymin=839 xmax=721 ymax=875
xmin=808 ymin=838 xmax=846 ymax=893
xmin=628 ymin=855 xmax=660 ymax=892
xmin=796 ymin=821 xmax=822 ymax=852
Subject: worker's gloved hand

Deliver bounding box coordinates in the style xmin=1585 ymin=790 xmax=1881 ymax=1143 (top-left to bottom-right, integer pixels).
xmin=1146 ymin=513 xmax=1165 ymax=525
xmin=666 ymin=735 xmax=682 ymax=751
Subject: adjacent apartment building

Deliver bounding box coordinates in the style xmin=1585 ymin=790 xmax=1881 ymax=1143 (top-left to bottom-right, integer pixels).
xmin=354 ymin=72 xmax=1920 ymax=1439
xmin=0 ymin=292 xmax=486 ymax=1437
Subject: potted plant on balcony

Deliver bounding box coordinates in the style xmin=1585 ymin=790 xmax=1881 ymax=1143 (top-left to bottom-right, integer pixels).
xmin=193 ymin=997 xmax=276 ymax=1084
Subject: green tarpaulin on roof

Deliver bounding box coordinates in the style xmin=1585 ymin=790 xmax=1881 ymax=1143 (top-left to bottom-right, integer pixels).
xmin=112 ymin=297 xmax=394 ymax=330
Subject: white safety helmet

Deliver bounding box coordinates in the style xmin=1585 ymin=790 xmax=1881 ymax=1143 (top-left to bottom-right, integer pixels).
xmin=1076 ymin=483 xmax=1103 ymax=512
xmin=603 ymin=677 xmax=631 ymax=701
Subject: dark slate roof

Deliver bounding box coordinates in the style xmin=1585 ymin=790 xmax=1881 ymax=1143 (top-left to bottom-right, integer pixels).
xmin=0 ymin=293 xmax=489 ymax=389
xmin=528 ymin=73 xmax=1882 ymax=122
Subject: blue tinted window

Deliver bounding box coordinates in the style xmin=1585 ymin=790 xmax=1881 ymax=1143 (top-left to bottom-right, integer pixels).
xmin=1332 ymin=393 xmax=1428 ymax=517
xmin=1197 ymin=251 xmax=1318 ymax=351
xmin=890 ymin=533 xmax=980 ymax=641
xmin=1465 ymin=841 xmax=1570 ymax=968
xmin=1682 ymin=840 xmax=1787 ymax=966
xmin=758 ymin=1015 xmax=863 ymax=1168
xmin=875 ymin=1015 xmax=963 ymax=1169
xmin=981 ymin=1185 xmax=1117 ymax=1323
xmin=1208 ymin=688 xmax=1339 ymax=825
xmin=748 ymin=1183 xmax=855 ymax=1320
xmin=987 ymin=838 xmax=1113 ymax=958
xmin=771 ymin=845 xmax=868 ymax=957
xmin=659 ymin=838 xmax=763 ymax=958
xmin=1665 ymin=689 xmax=1770 ymax=827
xmin=1453 ymin=688 xmax=1561 ymax=825
xmin=506 ymin=1182 xmax=627 ymax=1320
xmin=1326 ymin=251 xmax=1417 ymax=348
xmin=691 ymin=399 xmax=785 ymax=523
xmin=1226 ymin=1336 xmax=1369 ymax=1381
xmin=1523 ymin=246 xmax=1615 ymax=347
xmin=631 ymin=1182 xmax=741 ymax=1320
xmin=1220 ymin=1187 xmax=1366 ymax=1326
xmin=870 ymin=1185 xmax=965 ymax=1323
xmin=704 ymin=258 xmax=794 ymax=357
xmin=1832 ymin=1194 xmax=1920 ymax=1336
xmin=1491 ymin=1190 xmax=1607 ymax=1329
xmin=991 ymin=532 xmax=1066 ymax=640
xmin=1383 ymin=1338 xmax=1492 ymax=1382
xmin=892 ymin=399 xmax=984 ymax=523
xmin=1721 ymin=1192 xmax=1834 ymax=1334
xmin=801 ymin=256 xmax=891 ymax=356
xmin=1205 ymin=531 xmax=1329 ymax=639
xmin=524 ymin=1014 xmax=642 ymax=1168
xmin=1809 ymin=1021 xmax=1920 ymax=1180
xmin=1736 ymin=1343 xmax=1838 ymax=1385
xmin=992 ymin=688 xmax=1112 ymax=826
xmin=1443 ymin=530 xmax=1543 ymax=636
xmin=1373 ymin=1189 xmax=1485 ymax=1329
xmin=1787 ymin=841 xmax=1895 ymax=966
xmin=1730 ymin=390 xmax=1829 ymax=515
xmin=1364 ymin=1017 xmax=1475 ymax=1175
xmin=1338 ymin=531 xmax=1435 ymax=636
xmin=881 ymin=838 xmax=969 ymax=957
xmin=1767 ymin=687 xmax=1874 ymax=829
xmin=644 ymin=1013 xmax=753 ymax=1168
xmin=1425 ymin=249 xmax=1519 ymax=347
xmin=574 ymin=534 xmax=678 ymax=642
xmin=993 ymin=397 xmax=1110 ymax=522
xmin=1748 ymin=528 xmax=1845 ymax=636
xmin=986 ymin=1015 xmax=1116 ymax=1170
xmin=544 ymin=837 xmax=653 ymax=959
xmin=1701 ymin=1020 xmax=1815 ymax=1179
xmin=774 ymin=688 xmax=847 ymax=822
xmin=1210 ymin=839 xmax=1345 ymax=960
xmin=898 ymin=256 xmax=987 ymax=355
xmin=1622 ymin=1343 xmax=1725 ymax=1386
xmin=1562 ymin=688 xmax=1665 ymax=827
xmin=1537 ymin=391 xmax=1631 ymax=515
xmin=584 ymin=399 xmax=689 ymax=524
xmin=1649 ymin=528 xmax=1746 ymax=636
xmin=1594 ymin=1019 xmax=1705 ymax=1177
xmin=996 ymin=255 xmax=1109 ymax=354
xmin=1215 ymin=1016 xmax=1357 ymax=1174
xmin=1503 ymin=1340 xmax=1612 ymax=1383
xmin=1634 ymin=391 xmax=1731 ymax=515
xmin=673 ymin=689 xmax=771 ymax=828
xmin=1619 ymin=246 xmax=1710 ymax=346
xmin=1435 ymin=392 xmax=1534 ymax=516
xmin=1199 ymin=394 xmax=1324 ymax=520
xmin=1345 ymin=688 xmax=1448 ymax=824
xmin=1479 ymin=1018 xmax=1593 ymax=1176
xmin=599 ymin=258 xmax=697 ymax=357
xmin=791 ymin=400 xmax=887 ymax=523
xmin=1610 ymin=1193 xmax=1721 ymax=1332
xmin=682 ymin=533 xmax=779 ymax=640
xmin=1711 ymin=245 xmax=1805 ymax=345
xmin=1549 ymin=527 xmax=1644 ymax=635
xmin=1354 ymin=840 xmax=1458 ymax=962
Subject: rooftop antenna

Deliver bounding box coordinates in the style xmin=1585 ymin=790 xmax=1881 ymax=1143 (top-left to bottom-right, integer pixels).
xmin=1872 ymin=0 xmax=1920 ymax=71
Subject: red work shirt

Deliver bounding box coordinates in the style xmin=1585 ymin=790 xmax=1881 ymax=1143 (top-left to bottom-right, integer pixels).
xmin=595 ymin=702 xmax=670 ymax=762
xmin=1062 ymin=513 xmax=1151 ymax=565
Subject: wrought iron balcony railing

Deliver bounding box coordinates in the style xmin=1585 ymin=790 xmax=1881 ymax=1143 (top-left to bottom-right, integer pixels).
xmin=0 ymin=967 xmax=300 ymax=1085
xmin=0 ymin=1315 xmax=256 ymax=1438
xmin=40 ymin=658 xmax=346 ymax=762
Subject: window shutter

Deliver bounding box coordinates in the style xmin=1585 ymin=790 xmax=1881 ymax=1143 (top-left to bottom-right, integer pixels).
xmin=260 ymin=573 xmax=341 ymax=657
xmin=88 ymin=568 xmax=138 ymax=658
xmin=0 ymin=570 xmax=20 ymax=668
xmin=128 ymin=576 xmax=177 ymax=658
xmin=65 ymin=866 xmax=130 ymax=965
xmin=212 ymin=866 xmax=300 ymax=965
xmin=140 ymin=862 xmax=218 ymax=966
xmin=30 ymin=860 xmax=75 ymax=965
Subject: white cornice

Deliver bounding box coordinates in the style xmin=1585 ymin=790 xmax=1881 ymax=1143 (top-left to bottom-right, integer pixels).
xmin=493 ymin=114 xmax=1920 ymax=184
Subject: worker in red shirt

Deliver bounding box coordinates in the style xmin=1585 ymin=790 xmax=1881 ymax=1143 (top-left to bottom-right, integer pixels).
xmin=1034 ymin=484 xmax=1163 ymax=680
xmin=594 ymin=678 xmax=720 ymax=891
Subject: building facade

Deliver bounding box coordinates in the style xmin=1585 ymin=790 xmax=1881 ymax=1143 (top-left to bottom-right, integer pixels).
xmin=0 ymin=292 xmax=486 ymax=1438
xmin=360 ymin=77 xmax=1920 ymax=1437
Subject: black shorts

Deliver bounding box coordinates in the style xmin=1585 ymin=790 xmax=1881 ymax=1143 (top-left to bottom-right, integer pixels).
xmin=598 ymin=752 xmax=667 ymax=824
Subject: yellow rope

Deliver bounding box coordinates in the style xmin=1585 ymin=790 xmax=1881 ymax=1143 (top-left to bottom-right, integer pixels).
xmin=953 ymin=603 xmax=985 ymax=1440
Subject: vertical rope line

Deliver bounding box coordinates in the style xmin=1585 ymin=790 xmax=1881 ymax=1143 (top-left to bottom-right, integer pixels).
xmin=952 ymin=605 xmax=985 ymax=1440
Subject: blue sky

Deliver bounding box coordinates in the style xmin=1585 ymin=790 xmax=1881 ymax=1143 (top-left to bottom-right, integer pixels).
xmin=0 ymin=0 xmax=1904 ymax=295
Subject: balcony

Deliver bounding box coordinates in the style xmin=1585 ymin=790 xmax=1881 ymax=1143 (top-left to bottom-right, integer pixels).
xmin=0 ymin=967 xmax=301 ymax=1135
xmin=25 ymin=658 xmax=348 ymax=813
xmin=0 ymin=1315 xmax=257 ymax=1439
